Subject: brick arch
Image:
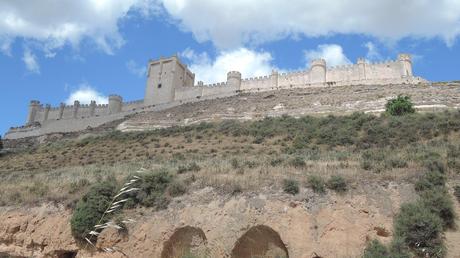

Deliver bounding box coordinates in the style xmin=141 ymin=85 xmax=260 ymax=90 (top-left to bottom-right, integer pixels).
xmin=161 ymin=226 xmax=208 ymax=258
xmin=231 ymin=225 xmax=289 ymax=258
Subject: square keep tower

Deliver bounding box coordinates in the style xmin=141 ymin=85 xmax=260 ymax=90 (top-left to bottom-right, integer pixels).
xmin=144 ymin=56 xmax=195 ymax=106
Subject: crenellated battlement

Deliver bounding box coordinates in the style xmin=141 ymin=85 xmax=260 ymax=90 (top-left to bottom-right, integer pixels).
xmin=5 ymin=53 xmax=427 ymax=139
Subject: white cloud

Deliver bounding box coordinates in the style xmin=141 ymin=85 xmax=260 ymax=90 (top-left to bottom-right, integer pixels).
xmin=65 ymin=84 xmax=108 ymax=105
xmin=126 ymin=60 xmax=147 ymax=77
xmin=159 ymin=0 xmax=460 ymax=48
xmin=364 ymin=42 xmax=382 ymax=61
xmin=22 ymin=48 xmax=40 ymax=74
xmin=304 ymin=44 xmax=351 ymax=67
xmin=0 ymin=0 xmax=159 ymax=55
xmin=181 ymin=48 xmax=276 ymax=83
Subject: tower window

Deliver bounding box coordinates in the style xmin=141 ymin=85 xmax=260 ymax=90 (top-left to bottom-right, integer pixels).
xmin=158 ymin=83 xmax=162 ymax=88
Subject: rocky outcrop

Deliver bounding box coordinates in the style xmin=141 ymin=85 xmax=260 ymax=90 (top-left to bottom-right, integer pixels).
xmin=1 ymin=182 xmax=457 ymax=258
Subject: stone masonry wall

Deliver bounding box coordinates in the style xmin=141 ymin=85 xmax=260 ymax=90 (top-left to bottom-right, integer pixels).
xmin=4 ymin=54 xmax=427 ymax=140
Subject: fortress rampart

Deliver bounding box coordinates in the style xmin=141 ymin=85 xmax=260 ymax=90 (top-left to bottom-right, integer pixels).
xmin=4 ymin=54 xmax=427 ymax=139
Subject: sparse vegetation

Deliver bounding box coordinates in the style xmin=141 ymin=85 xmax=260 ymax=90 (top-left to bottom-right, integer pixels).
xmin=363 ymin=240 xmax=389 ymax=258
xmin=385 ymin=95 xmax=415 ymax=116
xmin=307 ymin=175 xmax=325 ymax=194
xmin=454 ymin=185 xmax=460 ymax=203
xmin=326 ymin=175 xmax=347 ymax=193
xmin=1 ymin=111 xmax=460 ymax=210
xmin=283 ymin=179 xmax=299 ymax=195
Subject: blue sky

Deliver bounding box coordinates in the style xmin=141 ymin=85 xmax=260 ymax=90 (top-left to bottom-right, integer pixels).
xmin=1 ymin=0 xmax=460 ymax=136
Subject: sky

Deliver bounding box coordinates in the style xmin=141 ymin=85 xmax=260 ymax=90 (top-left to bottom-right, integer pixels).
xmin=1 ymin=0 xmax=460 ymax=136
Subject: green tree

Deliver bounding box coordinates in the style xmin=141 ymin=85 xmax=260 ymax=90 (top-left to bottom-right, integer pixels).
xmin=385 ymin=95 xmax=415 ymax=116
xmin=70 ymin=181 xmax=117 ymax=242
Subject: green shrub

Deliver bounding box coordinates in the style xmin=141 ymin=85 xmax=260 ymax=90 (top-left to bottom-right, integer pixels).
xmin=363 ymin=240 xmax=388 ymax=258
xmin=168 ymin=181 xmax=187 ymax=197
xmin=269 ymin=158 xmax=283 ymax=167
xmin=388 ymin=237 xmax=411 ymax=258
xmin=68 ymin=178 xmax=90 ymax=194
xmin=128 ymin=169 xmax=173 ymax=210
xmin=424 ymin=158 xmax=446 ymax=174
xmin=387 ymin=157 xmax=408 ymax=169
xmin=70 ymin=181 xmax=117 ymax=242
xmin=230 ymin=158 xmax=240 ymax=169
xmin=414 ymin=171 xmax=446 ymax=192
xmin=385 ymin=95 xmax=415 ymax=116
xmin=177 ymin=162 xmax=201 ymax=174
xmin=447 ymin=145 xmax=460 ymax=172
xmin=326 ymin=175 xmax=347 ymax=193
xmin=394 ymin=202 xmax=444 ymax=257
xmin=307 ymin=175 xmax=325 ymax=194
xmin=454 ymin=186 xmax=460 ymax=203
xmin=283 ymin=179 xmax=299 ymax=195
xmin=420 ymin=190 xmax=456 ymax=229
xmin=289 ymin=156 xmax=306 ymax=168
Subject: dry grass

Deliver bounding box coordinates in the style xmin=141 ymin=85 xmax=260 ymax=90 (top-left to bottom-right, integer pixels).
xmin=1 ymin=112 xmax=460 ymax=207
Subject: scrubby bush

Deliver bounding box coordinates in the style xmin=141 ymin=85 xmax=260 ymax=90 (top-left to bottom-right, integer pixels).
xmin=177 ymin=162 xmax=201 ymax=174
xmin=168 ymin=181 xmax=187 ymax=197
xmin=420 ymin=190 xmax=456 ymax=229
xmin=68 ymin=178 xmax=90 ymax=194
xmin=394 ymin=202 xmax=444 ymax=257
xmin=385 ymin=95 xmax=415 ymax=116
xmin=447 ymin=145 xmax=460 ymax=172
xmin=414 ymin=171 xmax=446 ymax=192
xmin=388 ymin=237 xmax=411 ymax=258
xmin=289 ymin=156 xmax=306 ymax=168
xmin=326 ymin=175 xmax=347 ymax=193
xmin=363 ymin=240 xmax=389 ymax=258
xmin=454 ymin=186 xmax=460 ymax=203
xmin=283 ymin=179 xmax=299 ymax=195
xmin=70 ymin=181 xmax=117 ymax=242
xmin=230 ymin=158 xmax=240 ymax=169
xmin=424 ymin=158 xmax=446 ymax=174
xmin=307 ymin=175 xmax=325 ymax=194
xmin=269 ymin=158 xmax=283 ymax=167
xmin=127 ymin=169 xmax=173 ymax=210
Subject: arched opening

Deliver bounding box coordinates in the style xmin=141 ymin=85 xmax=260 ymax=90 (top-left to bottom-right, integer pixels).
xmin=231 ymin=225 xmax=289 ymax=258
xmin=161 ymin=226 xmax=208 ymax=258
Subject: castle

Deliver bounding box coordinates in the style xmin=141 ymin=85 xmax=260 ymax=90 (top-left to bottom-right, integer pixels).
xmin=5 ymin=54 xmax=427 ymax=139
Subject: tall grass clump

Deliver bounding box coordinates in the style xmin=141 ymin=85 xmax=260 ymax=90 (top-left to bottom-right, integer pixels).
xmin=307 ymin=175 xmax=325 ymax=194
xmin=326 ymin=175 xmax=347 ymax=193
xmin=283 ymin=179 xmax=299 ymax=195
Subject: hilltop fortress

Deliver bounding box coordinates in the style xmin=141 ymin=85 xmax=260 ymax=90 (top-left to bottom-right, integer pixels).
xmin=5 ymin=54 xmax=427 ymax=139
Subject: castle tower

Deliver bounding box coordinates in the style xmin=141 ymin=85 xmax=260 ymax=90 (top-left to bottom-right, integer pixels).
xmin=357 ymin=58 xmax=367 ymax=80
xmin=73 ymin=100 xmax=80 ymax=119
xmin=144 ymin=56 xmax=195 ymax=106
xmin=310 ymin=59 xmax=327 ymax=84
xmin=90 ymin=100 xmax=96 ymax=116
xmin=398 ymin=54 xmax=413 ymax=77
xmin=58 ymin=103 xmax=65 ymax=119
xmin=108 ymin=95 xmax=123 ymax=114
xmin=43 ymin=104 xmax=51 ymax=121
xmin=271 ymin=70 xmax=279 ymax=88
xmin=227 ymin=71 xmax=242 ymax=90
xmin=27 ymin=100 xmax=40 ymax=125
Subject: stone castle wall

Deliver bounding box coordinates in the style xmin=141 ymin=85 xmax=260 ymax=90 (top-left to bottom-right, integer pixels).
xmin=4 ymin=54 xmax=427 ymax=140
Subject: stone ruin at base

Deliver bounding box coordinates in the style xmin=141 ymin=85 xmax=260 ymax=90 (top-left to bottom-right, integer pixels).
xmin=5 ymin=54 xmax=427 ymax=139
